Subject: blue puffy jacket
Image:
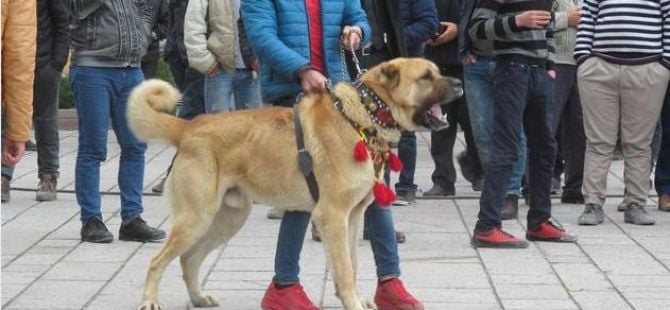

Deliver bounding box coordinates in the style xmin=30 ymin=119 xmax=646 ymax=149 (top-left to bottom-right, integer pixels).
xmin=241 ymin=0 xmax=371 ymax=103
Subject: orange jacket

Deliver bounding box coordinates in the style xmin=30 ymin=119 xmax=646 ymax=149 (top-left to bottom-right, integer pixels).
xmin=1 ymin=0 xmax=37 ymax=142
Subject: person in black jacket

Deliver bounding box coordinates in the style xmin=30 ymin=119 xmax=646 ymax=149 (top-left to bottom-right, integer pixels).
xmin=151 ymin=0 xmax=206 ymax=194
xmin=1 ymin=0 xmax=69 ymax=203
xmin=141 ymin=0 xmax=169 ymax=79
xmin=424 ymin=0 xmax=482 ymax=197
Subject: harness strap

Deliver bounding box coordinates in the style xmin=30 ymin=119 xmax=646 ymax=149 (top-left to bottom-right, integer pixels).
xmin=293 ymin=105 xmax=320 ymax=202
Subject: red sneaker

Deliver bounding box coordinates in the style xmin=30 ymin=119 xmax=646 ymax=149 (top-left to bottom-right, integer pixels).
xmin=261 ymin=282 xmax=319 ymax=310
xmin=527 ymin=221 xmax=578 ymax=243
xmin=471 ymin=227 xmax=529 ymax=248
xmin=375 ymin=278 xmax=424 ymax=310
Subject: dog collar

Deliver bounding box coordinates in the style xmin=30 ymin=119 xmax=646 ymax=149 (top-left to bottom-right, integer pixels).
xmin=353 ymin=81 xmax=397 ymax=130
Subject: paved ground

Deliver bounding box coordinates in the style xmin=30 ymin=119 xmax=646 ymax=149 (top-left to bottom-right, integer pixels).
xmin=2 ymin=130 xmax=670 ymax=310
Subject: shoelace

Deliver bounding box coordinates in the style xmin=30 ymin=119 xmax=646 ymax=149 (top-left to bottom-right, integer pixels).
xmin=494 ymin=227 xmax=517 ymax=239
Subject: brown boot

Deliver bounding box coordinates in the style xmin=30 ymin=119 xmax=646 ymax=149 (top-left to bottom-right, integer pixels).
xmin=659 ymin=194 xmax=670 ymax=212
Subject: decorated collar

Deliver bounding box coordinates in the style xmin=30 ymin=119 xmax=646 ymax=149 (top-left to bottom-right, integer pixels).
xmin=353 ymin=81 xmax=397 ymax=130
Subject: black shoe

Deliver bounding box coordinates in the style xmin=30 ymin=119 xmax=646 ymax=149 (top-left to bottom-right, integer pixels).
xmin=81 ymin=218 xmax=114 ymax=243
xmin=456 ymin=151 xmax=476 ymax=183
xmin=393 ymin=189 xmax=417 ymax=206
xmin=423 ymin=184 xmax=455 ymax=197
xmin=472 ymin=176 xmax=484 ymax=192
xmin=560 ymin=190 xmax=584 ymax=204
xmin=501 ymin=195 xmax=519 ymax=220
xmin=119 ymin=217 xmax=166 ymax=242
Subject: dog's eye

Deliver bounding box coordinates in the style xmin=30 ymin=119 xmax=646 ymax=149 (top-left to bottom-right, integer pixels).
xmin=420 ymin=72 xmax=434 ymax=81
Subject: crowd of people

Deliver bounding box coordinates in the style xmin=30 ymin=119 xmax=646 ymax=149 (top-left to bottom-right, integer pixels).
xmin=1 ymin=0 xmax=669 ymax=309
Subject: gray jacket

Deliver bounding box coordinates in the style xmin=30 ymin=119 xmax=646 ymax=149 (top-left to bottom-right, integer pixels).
xmin=69 ymin=0 xmax=152 ymax=67
xmin=553 ymin=0 xmax=578 ymax=65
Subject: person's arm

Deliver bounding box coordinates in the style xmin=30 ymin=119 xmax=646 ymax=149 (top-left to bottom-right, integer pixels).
xmin=342 ymin=0 xmax=372 ymax=47
xmin=49 ymin=0 xmax=71 ymax=72
xmin=574 ymin=0 xmax=596 ymax=63
xmin=469 ymin=0 xmax=551 ymax=41
xmin=154 ymin=0 xmax=169 ymax=41
xmin=241 ymin=0 xmax=311 ymax=81
xmin=184 ymin=0 xmax=218 ymax=75
xmin=403 ymin=0 xmax=439 ymax=48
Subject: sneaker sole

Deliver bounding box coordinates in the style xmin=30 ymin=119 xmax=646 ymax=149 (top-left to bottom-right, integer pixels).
xmin=623 ymin=218 xmax=655 ymax=225
xmin=577 ymin=219 xmax=604 ymax=226
xmin=119 ymin=235 xmax=166 ymax=242
xmin=470 ymin=238 xmax=529 ymax=248
xmin=36 ymin=193 xmax=57 ymax=201
xmin=526 ymin=234 xmax=578 ymax=243
xmin=82 ymin=235 xmax=114 ymax=243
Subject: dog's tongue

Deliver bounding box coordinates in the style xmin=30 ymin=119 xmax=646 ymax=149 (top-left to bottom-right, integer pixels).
xmin=429 ymin=104 xmax=443 ymax=119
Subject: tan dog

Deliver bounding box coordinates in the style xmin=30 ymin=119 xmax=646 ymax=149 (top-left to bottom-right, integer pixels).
xmin=128 ymin=58 xmax=462 ymax=310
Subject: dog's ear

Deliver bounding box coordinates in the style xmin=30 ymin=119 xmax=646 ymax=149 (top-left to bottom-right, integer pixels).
xmin=379 ymin=63 xmax=400 ymax=88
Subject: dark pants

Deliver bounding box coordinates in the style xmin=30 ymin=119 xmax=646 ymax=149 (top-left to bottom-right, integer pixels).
xmin=1 ymin=63 xmax=61 ymax=180
xmin=655 ymin=88 xmax=670 ymax=196
xmin=166 ymin=55 xmax=205 ymax=120
xmin=477 ymin=62 xmax=556 ymax=230
xmin=430 ymin=65 xmax=480 ymax=191
xmin=553 ymin=64 xmax=585 ymax=194
xmin=141 ymin=57 xmax=159 ymax=80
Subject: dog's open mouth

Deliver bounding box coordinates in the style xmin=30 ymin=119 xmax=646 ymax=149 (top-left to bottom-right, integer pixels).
xmin=425 ymin=104 xmax=449 ymax=131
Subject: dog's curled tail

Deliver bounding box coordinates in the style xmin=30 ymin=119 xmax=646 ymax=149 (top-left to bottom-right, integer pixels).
xmin=127 ymin=79 xmax=185 ymax=146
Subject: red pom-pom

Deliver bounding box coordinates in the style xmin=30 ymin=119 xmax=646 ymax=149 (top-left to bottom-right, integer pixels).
xmin=387 ymin=151 xmax=403 ymax=172
xmin=373 ymin=182 xmax=396 ymax=207
xmin=353 ymin=140 xmax=369 ymax=162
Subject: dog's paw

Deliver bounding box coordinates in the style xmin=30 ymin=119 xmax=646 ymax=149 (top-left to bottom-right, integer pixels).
xmin=192 ymin=295 xmax=219 ymax=308
xmin=360 ymin=299 xmax=377 ymax=310
xmin=137 ymin=301 xmax=162 ymax=310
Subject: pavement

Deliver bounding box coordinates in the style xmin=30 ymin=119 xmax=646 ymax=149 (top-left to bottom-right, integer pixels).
xmin=2 ymin=130 xmax=670 ymax=310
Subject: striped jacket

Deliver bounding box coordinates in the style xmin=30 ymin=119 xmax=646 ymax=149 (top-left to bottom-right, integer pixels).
xmin=468 ymin=0 xmax=556 ymax=70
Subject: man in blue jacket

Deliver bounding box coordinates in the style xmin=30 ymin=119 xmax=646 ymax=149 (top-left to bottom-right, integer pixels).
xmin=242 ymin=1 xmax=422 ymax=309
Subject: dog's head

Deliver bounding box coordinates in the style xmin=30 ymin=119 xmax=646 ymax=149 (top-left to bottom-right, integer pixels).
xmin=360 ymin=58 xmax=463 ymax=131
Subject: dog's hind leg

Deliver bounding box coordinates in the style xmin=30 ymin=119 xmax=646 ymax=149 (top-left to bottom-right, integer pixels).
xmin=180 ymin=188 xmax=252 ymax=307
xmin=138 ymin=154 xmax=221 ymax=310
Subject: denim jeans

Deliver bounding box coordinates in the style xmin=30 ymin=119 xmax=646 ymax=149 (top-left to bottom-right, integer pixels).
xmin=395 ymin=131 xmax=417 ymax=193
xmin=167 ymin=56 xmax=205 ymax=120
xmin=204 ymin=68 xmax=262 ymax=113
xmin=477 ymin=61 xmax=556 ymax=230
xmin=464 ymin=57 xmax=526 ymax=197
xmin=272 ymin=97 xmax=400 ymax=283
xmin=655 ymin=88 xmax=670 ymax=196
xmin=69 ymin=66 xmax=147 ymax=223
xmin=2 ymin=63 xmax=61 ymax=180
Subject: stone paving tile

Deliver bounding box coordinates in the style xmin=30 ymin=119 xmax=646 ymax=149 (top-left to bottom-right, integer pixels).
xmin=3 ymin=131 xmax=670 ymax=309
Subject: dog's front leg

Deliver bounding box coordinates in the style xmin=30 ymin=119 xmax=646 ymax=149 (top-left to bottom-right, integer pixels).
xmin=313 ymin=206 xmax=374 ymax=310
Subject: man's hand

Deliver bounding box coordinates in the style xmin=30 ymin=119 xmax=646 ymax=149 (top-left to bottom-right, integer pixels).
xmin=463 ymin=53 xmax=477 ymax=65
xmin=568 ymin=8 xmax=581 ymax=28
xmin=548 ymin=70 xmax=556 ymax=79
xmin=427 ymin=22 xmax=458 ymax=46
xmin=2 ymin=139 xmax=26 ymax=166
xmin=515 ymin=10 xmax=552 ymax=29
xmin=341 ymin=26 xmax=362 ymax=50
xmin=207 ymin=63 xmax=220 ymax=77
xmin=299 ymin=69 xmax=328 ymax=93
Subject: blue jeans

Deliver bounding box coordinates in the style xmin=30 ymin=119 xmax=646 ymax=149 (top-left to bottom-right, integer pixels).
xmin=69 ymin=66 xmax=147 ymax=223
xmin=477 ymin=61 xmax=556 ymax=230
xmin=464 ymin=57 xmax=526 ymax=196
xmin=395 ymin=132 xmax=417 ymax=193
xmin=655 ymin=89 xmax=670 ymax=195
xmin=204 ymin=68 xmax=262 ymax=113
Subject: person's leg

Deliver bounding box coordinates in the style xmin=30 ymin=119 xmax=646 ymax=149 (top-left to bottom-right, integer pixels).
xmin=141 ymin=57 xmax=159 ymax=80
xmin=451 ymin=65 xmax=482 ymax=184
xmin=365 ymin=204 xmax=400 ymax=279
xmin=204 ymin=69 xmax=234 ymax=114
xmin=233 ymin=69 xmax=263 ymax=110
xmin=560 ymin=65 xmax=585 ymax=199
xmin=70 ymin=66 xmax=112 ymax=223
xmin=167 ymin=57 xmax=187 ymax=92
xmin=476 ymin=62 xmax=528 ymax=230
xmin=178 ymin=67 xmax=206 ymax=120
xmin=578 ymin=58 xmax=621 ymax=207
xmin=428 ymin=85 xmax=458 ymax=195
xmin=33 ymin=64 xmax=61 ymax=178
xmin=395 ymin=131 xmax=417 ymax=199
xmin=110 ymin=68 xmax=148 ymax=223
xmin=655 ymin=89 xmax=670 ymax=199
xmin=619 ymin=62 xmax=670 ymax=207
xmin=524 ymin=67 xmax=557 ymax=229
xmin=273 ymin=211 xmax=312 ymax=284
